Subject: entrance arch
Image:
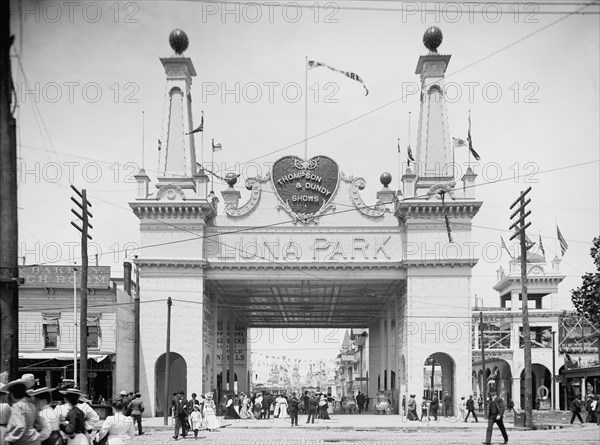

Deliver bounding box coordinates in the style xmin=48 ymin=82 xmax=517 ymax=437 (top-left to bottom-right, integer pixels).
xmin=155 ymin=352 xmax=187 ymax=416
xmin=423 ymin=352 xmax=455 ymax=415
xmin=520 ymin=364 xmax=551 ymax=409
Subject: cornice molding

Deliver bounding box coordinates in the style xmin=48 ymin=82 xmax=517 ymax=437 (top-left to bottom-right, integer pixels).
xmin=129 ymin=201 xmax=215 ymax=220
xmin=493 ymin=274 xmax=566 ymax=292
xmin=396 ymin=201 xmax=482 ymax=219
xmin=134 ymin=259 xmax=207 ymax=268
xmin=402 ymin=258 xmax=478 ymax=268
xmin=205 ymin=261 xmax=404 ymax=271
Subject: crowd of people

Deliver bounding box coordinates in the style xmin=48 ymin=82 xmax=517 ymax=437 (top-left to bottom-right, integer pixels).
xmin=0 ymin=373 xmax=144 ymax=444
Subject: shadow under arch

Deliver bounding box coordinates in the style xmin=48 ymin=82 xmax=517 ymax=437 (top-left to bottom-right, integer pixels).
xmin=155 ymin=352 xmax=187 ymax=417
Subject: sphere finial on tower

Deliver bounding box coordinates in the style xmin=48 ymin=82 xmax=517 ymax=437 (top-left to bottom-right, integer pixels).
xmin=423 ymin=26 xmax=443 ymax=53
xmin=380 ymin=172 xmax=392 ymax=188
xmin=169 ymin=29 xmax=189 ymax=55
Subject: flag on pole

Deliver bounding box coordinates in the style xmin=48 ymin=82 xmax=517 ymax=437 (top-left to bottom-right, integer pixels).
xmin=407 ymin=145 xmax=415 ymax=163
xmin=525 ymin=234 xmax=536 ymax=249
xmin=186 ymin=111 xmax=204 ymax=135
xmin=500 ymin=236 xmax=513 ymax=258
xmin=467 ymin=116 xmax=481 ymax=161
xmin=212 ymin=139 xmax=222 ymax=152
xmin=453 ymin=137 xmax=467 ymax=148
xmin=158 ymin=139 xmax=161 ymax=151
xmin=307 ymin=60 xmax=369 ymax=95
xmin=557 ymin=225 xmax=568 ymax=256
xmin=538 ymin=234 xmax=545 ymax=257
xmin=397 ymin=139 xmax=401 ymax=153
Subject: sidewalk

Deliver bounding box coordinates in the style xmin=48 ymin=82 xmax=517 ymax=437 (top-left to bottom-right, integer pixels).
xmin=135 ymin=411 xmax=573 ymax=431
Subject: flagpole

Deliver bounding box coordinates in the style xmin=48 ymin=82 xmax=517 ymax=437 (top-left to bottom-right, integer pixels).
xmin=304 ymin=55 xmax=308 ymax=160
xmin=407 ymin=112 xmax=412 ymax=170
xmin=211 ymin=139 xmax=215 ymax=189
xmin=141 ymin=111 xmax=145 ymax=169
xmin=397 ymin=138 xmax=401 ymax=191
xmin=468 ymin=110 xmax=472 ymax=169
xmin=555 ymin=218 xmax=559 ymax=257
xmin=201 ymin=111 xmax=204 ymax=168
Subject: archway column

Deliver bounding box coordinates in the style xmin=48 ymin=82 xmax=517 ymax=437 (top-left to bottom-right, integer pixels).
xmin=512 ymin=376 xmax=521 ymax=410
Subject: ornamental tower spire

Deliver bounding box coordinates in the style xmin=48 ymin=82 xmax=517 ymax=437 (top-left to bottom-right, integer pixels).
xmin=414 ymin=27 xmax=454 ymax=188
xmin=157 ymin=29 xmax=198 ymax=181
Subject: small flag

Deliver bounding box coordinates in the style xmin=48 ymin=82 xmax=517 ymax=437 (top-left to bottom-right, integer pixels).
xmin=525 ymin=234 xmax=536 ymax=250
xmin=407 ymin=145 xmax=415 ymax=163
xmin=538 ymin=234 xmax=545 ymax=257
xmin=467 ymin=115 xmax=481 ymax=161
xmin=557 ymin=225 xmax=568 ymax=256
xmin=500 ymin=236 xmax=512 ymax=258
xmin=397 ymin=139 xmax=401 ymax=154
xmin=212 ymin=139 xmax=222 ymax=152
xmin=307 ymin=60 xmax=369 ymax=95
xmin=158 ymin=139 xmax=161 ymax=151
xmin=453 ymin=137 xmax=467 ymax=148
xmin=186 ymin=111 xmax=204 ymax=135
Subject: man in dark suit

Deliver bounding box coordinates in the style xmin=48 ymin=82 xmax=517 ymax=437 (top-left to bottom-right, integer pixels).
xmin=262 ymin=392 xmax=273 ymax=420
xmin=306 ymin=393 xmax=318 ymax=424
xmin=484 ymin=391 xmax=508 ymax=445
xmin=172 ymin=390 xmax=189 ymax=439
xmin=430 ymin=394 xmax=439 ymax=421
xmin=465 ymin=395 xmax=478 ymax=423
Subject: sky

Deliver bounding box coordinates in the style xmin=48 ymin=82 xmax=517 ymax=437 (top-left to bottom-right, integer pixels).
xmin=9 ymin=1 xmax=600 ymax=359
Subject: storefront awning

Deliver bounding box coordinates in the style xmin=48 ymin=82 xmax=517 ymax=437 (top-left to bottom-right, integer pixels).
xmin=19 ymin=352 xmax=111 ymax=362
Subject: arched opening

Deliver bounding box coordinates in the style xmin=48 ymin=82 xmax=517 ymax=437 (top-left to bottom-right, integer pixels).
xmin=155 ymin=352 xmax=187 ymax=417
xmin=423 ymin=352 xmax=455 ymax=415
xmin=520 ymin=364 xmax=551 ymax=409
xmin=217 ymin=370 xmax=238 ymax=394
xmin=377 ymin=370 xmax=396 ymax=391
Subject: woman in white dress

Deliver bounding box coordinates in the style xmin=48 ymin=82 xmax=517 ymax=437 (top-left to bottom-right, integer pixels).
xmin=278 ymin=395 xmax=289 ymax=419
xmin=202 ymin=392 xmax=220 ymax=431
xmin=95 ymin=399 xmax=134 ymax=445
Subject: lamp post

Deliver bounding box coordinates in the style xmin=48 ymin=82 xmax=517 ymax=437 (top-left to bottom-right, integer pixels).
xmin=551 ymin=330 xmax=556 ymax=410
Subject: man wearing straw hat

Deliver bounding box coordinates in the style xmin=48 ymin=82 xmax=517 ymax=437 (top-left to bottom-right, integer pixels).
xmin=1 ymin=373 xmax=50 ymax=444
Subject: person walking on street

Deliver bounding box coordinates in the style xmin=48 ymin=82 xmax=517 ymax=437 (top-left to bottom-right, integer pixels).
xmin=306 ymin=393 xmax=317 ymax=424
xmin=262 ymin=392 xmax=272 ymax=420
xmin=172 ymin=390 xmax=189 ymax=440
xmin=127 ymin=393 xmax=144 ymax=436
xmin=288 ymin=392 xmax=300 ymax=427
xmin=356 ymin=392 xmax=365 ymax=413
xmin=465 ymin=395 xmax=478 ymax=423
xmin=570 ymin=395 xmax=584 ymax=424
xmin=483 ymin=391 xmax=508 ymax=445
xmin=443 ymin=392 xmax=452 ymax=417
xmin=430 ymin=394 xmax=439 ymax=421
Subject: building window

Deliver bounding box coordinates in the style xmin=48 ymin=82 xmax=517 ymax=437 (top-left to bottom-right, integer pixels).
xmin=87 ymin=326 xmax=99 ymax=349
xmin=87 ymin=313 xmax=102 ymax=349
xmin=42 ymin=313 xmax=60 ymax=349
xmin=43 ymin=324 xmax=59 ymax=349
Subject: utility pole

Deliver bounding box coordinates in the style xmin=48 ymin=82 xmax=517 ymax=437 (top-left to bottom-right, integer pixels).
xmin=71 ymin=186 xmax=92 ymax=393
xmin=164 ymin=297 xmax=172 ymax=426
xmin=510 ymin=186 xmax=534 ymax=428
xmin=480 ymin=311 xmax=487 ymax=414
xmin=551 ymin=330 xmax=556 ymax=410
xmin=133 ymin=257 xmax=140 ymax=393
xmin=0 ymin=0 xmax=21 ymax=382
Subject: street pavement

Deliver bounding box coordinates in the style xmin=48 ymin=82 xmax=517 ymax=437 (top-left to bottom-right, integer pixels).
xmin=117 ymin=413 xmax=600 ymax=444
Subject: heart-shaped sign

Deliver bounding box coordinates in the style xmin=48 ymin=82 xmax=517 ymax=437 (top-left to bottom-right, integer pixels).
xmin=272 ymin=155 xmax=339 ymax=222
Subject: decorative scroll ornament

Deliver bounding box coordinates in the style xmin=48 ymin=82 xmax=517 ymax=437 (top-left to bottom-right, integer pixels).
xmin=156 ymin=184 xmax=186 ymax=201
xmin=349 ymin=177 xmax=386 ymax=218
xmin=224 ymin=173 xmax=271 ymax=217
xmin=272 ymin=156 xmax=339 ymax=224
xmin=426 ymin=181 xmax=456 ymax=200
